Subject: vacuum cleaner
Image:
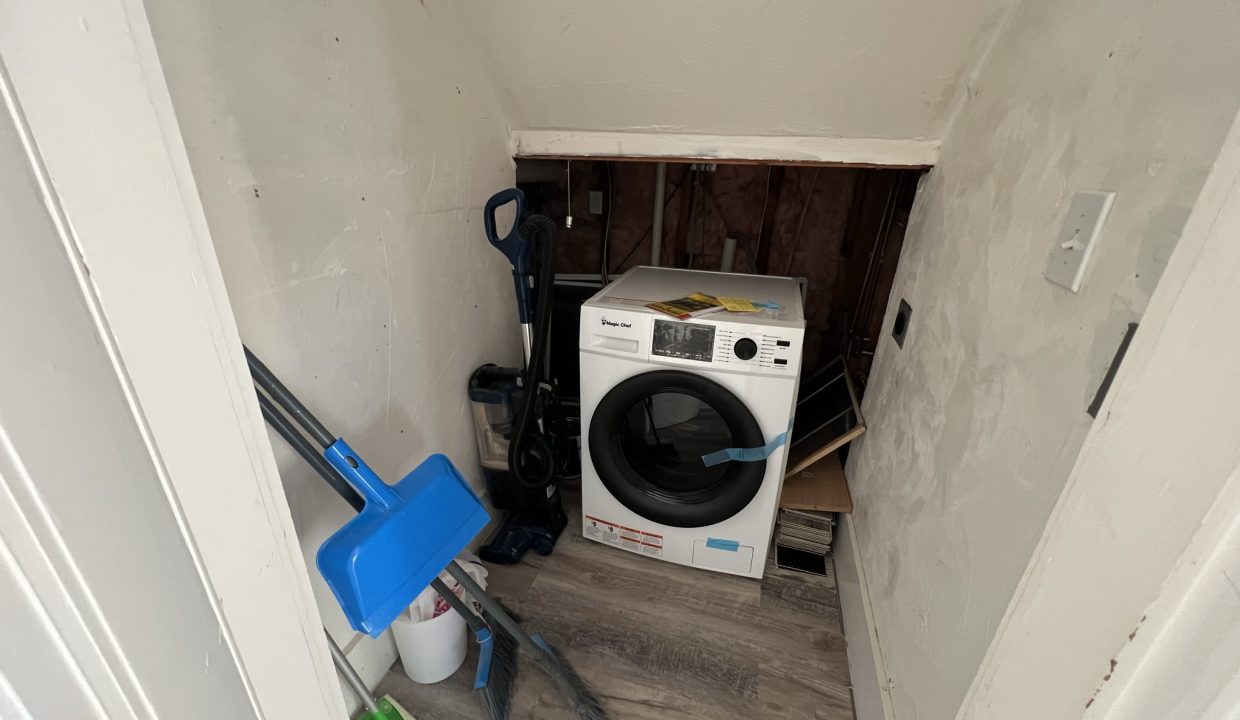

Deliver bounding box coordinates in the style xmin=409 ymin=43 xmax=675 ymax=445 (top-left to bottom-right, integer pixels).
xmin=471 ymin=188 xmax=576 ymax=564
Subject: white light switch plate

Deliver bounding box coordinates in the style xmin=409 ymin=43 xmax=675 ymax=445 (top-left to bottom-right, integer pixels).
xmin=1045 ymin=190 xmax=1115 ymax=292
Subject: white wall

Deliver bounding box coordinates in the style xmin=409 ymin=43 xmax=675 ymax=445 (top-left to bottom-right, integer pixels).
xmin=957 ymin=107 xmax=1240 ymax=718
xmin=455 ymin=0 xmax=1011 ymax=147
xmin=845 ymin=0 xmax=1240 ymax=717
xmin=956 ymin=110 xmax=1240 ymax=720
xmin=145 ymin=0 xmax=520 ymax=692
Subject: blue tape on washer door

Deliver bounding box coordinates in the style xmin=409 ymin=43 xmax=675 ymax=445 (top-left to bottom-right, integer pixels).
xmin=706 ymin=538 xmax=740 ymax=552
xmin=700 ymin=427 xmax=789 ymax=468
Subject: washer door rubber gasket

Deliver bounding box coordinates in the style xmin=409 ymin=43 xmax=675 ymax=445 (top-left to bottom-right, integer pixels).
xmin=588 ymin=369 xmax=768 ymax=528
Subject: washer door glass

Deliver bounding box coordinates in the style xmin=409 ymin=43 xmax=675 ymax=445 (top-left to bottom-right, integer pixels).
xmin=619 ymin=393 xmax=732 ymax=493
xmin=589 ymin=370 xmax=768 ymax=528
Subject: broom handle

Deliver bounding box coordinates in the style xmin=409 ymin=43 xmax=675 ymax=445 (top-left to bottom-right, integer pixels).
xmin=255 ymin=389 xmax=365 ymax=512
xmin=444 ymin=561 xmax=538 ymax=653
xmin=429 ymin=577 xmax=490 ymax=636
xmin=245 ymin=345 xmax=336 ymax=449
xmin=325 ymin=630 xmax=381 ymax=716
xmin=247 ymin=350 xmax=513 ymax=661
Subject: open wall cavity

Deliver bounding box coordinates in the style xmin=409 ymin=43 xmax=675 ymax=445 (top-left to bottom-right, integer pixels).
xmin=517 ymin=158 xmax=923 ymax=385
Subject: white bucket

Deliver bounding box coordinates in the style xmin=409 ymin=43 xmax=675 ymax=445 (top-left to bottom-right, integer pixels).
xmin=391 ymin=563 xmax=488 ymax=685
xmin=392 ymin=596 xmax=466 ymax=684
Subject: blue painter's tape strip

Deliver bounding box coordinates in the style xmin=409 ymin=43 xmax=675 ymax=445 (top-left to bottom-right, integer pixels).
xmin=706 ymin=538 xmax=740 ymax=552
xmin=701 ymin=426 xmax=790 ymax=468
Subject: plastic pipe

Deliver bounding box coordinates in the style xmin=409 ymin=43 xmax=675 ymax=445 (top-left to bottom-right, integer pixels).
xmin=650 ymin=162 xmax=667 ymax=266
xmin=720 ymin=236 xmax=737 ymax=273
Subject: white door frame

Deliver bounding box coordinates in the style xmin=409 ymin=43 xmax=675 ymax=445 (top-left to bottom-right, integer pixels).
xmin=0 ymin=2 xmax=344 ymax=718
xmin=0 ymin=56 xmax=261 ymax=718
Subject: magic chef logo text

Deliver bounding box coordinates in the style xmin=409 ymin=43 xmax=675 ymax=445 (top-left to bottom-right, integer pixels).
xmin=600 ymin=317 xmax=632 ymax=329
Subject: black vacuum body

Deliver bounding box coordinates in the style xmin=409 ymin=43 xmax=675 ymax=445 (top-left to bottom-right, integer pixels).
xmin=472 ymin=190 xmax=577 ymax=564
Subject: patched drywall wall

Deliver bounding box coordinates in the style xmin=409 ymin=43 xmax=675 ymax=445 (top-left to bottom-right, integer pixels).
xmin=845 ymin=0 xmax=1240 ymax=717
xmin=145 ymin=0 xmax=519 ymax=697
xmin=454 ymin=0 xmax=1011 ymax=146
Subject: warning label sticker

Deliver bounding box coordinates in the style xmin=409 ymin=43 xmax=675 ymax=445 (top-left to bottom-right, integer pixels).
xmin=584 ymin=515 xmax=663 ymax=558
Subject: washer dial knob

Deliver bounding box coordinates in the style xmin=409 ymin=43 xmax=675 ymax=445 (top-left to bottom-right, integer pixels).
xmin=733 ymin=337 xmax=758 ymax=360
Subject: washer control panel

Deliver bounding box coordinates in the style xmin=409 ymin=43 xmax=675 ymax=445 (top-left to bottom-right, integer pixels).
xmin=714 ymin=326 xmax=797 ymax=372
xmin=732 ymin=337 xmax=759 ymax=360
xmin=651 ymin=319 xmax=716 ymax=362
xmin=646 ymin=318 xmax=799 ymax=374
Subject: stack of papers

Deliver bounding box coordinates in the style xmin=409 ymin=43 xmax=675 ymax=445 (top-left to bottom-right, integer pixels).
xmin=645 ymin=292 xmax=773 ymax=320
xmin=776 ymin=509 xmax=834 ymax=555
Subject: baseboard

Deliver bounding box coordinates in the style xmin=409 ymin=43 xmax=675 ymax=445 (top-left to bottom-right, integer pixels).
xmin=834 ymin=513 xmax=895 ymax=720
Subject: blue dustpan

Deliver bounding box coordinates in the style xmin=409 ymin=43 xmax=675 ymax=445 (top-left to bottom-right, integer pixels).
xmin=317 ymin=440 xmax=490 ymax=637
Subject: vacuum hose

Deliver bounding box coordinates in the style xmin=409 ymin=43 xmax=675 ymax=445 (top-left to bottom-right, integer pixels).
xmin=509 ymin=214 xmax=558 ymax=490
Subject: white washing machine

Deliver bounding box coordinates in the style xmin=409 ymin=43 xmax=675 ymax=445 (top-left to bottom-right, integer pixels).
xmin=578 ymin=266 xmax=804 ymax=579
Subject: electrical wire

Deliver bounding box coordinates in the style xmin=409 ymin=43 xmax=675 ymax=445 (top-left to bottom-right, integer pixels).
xmin=610 ymin=170 xmax=690 ymax=272
xmin=783 ymin=167 xmax=821 ymax=277
xmin=564 ymin=160 xmax=573 ymax=228
xmin=600 ymin=161 xmax=614 ymax=285
xmin=751 ymin=166 xmax=773 ymax=272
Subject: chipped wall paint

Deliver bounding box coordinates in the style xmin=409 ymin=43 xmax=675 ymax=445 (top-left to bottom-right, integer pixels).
xmin=146 ymin=0 xmax=519 ymax=700
xmin=845 ymin=0 xmax=1240 ymax=717
xmin=455 ymin=0 xmax=1011 ymax=144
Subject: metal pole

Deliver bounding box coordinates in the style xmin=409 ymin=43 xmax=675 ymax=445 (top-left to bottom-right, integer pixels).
xmin=325 ymin=630 xmax=381 ymax=716
xmin=649 ymin=162 xmax=667 ymax=266
xmin=244 ymin=346 xmax=335 ymax=449
xmin=720 ymin=236 xmax=737 ymax=273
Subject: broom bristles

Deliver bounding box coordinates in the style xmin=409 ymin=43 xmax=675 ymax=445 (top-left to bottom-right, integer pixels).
xmin=477 ymin=608 xmax=519 ymax=720
xmin=531 ymin=634 xmax=609 ymax=720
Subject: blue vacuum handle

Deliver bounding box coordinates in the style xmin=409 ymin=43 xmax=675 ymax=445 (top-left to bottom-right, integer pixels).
xmin=484 ymin=188 xmax=534 ymax=324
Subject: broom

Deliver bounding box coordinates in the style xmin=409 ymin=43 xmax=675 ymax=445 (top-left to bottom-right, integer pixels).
xmin=247 ymin=346 xmax=608 ymax=719
xmin=429 ymin=577 xmax=518 ymax=720
xmin=250 ymin=353 xmax=519 ymax=718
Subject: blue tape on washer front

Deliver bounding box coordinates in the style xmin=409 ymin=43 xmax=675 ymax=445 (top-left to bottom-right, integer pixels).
xmin=706 ymin=538 xmax=740 ymax=552
xmin=701 ymin=427 xmax=790 ymax=468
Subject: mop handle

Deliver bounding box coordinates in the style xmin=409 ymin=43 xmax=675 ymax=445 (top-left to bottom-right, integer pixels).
xmin=325 ymin=629 xmax=381 ymax=716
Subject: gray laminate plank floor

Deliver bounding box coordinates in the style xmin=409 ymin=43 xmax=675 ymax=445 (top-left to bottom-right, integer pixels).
xmin=376 ymin=498 xmax=854 ymax=720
